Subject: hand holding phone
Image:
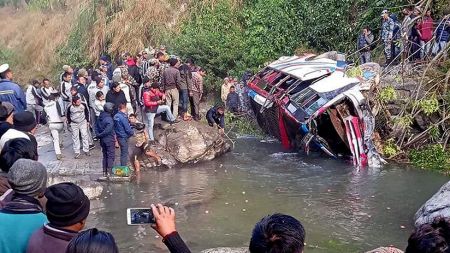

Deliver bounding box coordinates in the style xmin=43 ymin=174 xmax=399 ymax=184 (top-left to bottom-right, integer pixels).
xmin=151 ymin=203 xmax=176 ymax=238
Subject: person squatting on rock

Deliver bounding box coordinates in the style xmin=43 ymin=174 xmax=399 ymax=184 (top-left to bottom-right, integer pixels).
xmin=357 ymin=27 xmax=374 ymax=64
xmin=226 ymin=86 xmax=240 ymax=113
xmin=114 ymin=103 xmax=134 ymax=166
xmin=43 ymin=92 xmax=65 ymax=160
xmin=0 ymin=159 xmax=48 ymax=253
xmin=249 ymin=213 xmax=306 ymax=253
xmin=67 ymin=96 xmax=91 ymax=159
xmin=143 ymin=80 xmax=178 ymax=141
xmin=206 ymin=106 xmax=225 ymax=134
xmin=162 ymin=57 xmax=181 ymax=119
xmin=26 ymin=182 xmax=90 ymax=253
xmin=128 ymin=114 xmax=161 ymax=172
xmin=95 ymin=102 xmax=115 ymax=176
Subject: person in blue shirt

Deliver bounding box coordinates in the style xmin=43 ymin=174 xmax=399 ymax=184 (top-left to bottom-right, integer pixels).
xmin=114 ymin=103 xmax=134 ymax=166
xmin=0 ymin=64 xmax=26 ymax=112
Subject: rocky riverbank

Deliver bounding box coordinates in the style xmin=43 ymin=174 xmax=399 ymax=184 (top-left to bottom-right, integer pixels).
xmin=36 ymin=117 xmax=231 ymax=199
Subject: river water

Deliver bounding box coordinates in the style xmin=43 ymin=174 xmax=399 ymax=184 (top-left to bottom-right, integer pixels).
xmin=88 ymin=138 xmax=449 ymax=253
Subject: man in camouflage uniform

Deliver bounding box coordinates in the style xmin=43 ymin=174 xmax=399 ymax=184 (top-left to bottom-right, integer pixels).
xmin=381 ymin=9 xmax=395 ymax=66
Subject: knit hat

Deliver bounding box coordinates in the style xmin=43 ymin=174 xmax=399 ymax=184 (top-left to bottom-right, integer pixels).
xmin=8 ymin=159 xmax=47 ymax=196
xmin=45 ymin=182 xmax=90 ymax=227
xmin=13 ymin=111 xmax=37 ymax=132
xmin=103 ymin=102 xmax=114 ymax=114
xmin=0 ymin=102 xmax=14 ymax=121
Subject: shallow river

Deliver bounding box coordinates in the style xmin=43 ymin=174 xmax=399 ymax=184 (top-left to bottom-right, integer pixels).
xmin=88 ymin=138 xmax=449 ymax=253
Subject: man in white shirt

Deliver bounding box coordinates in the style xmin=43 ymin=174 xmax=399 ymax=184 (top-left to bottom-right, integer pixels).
xmin=25 ymin=80 xmax=43 ymax=124
xmin=43 ymin=92 xmax=65 ymax=160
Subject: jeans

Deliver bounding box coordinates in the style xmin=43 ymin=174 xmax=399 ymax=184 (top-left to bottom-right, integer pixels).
xmin=49 ymin=123 xmax=64 ymax=155
xmin=179 ymin=89 xmax=189 ymax=115
xmin=146 ymin=105 xmax=176 ymax=140
xmin=117 ymin=137 xmax=129 ymax=166
xmin=100 ymin=138 xmax=115 ymax=173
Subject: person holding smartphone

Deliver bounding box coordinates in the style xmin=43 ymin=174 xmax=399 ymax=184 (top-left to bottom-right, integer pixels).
xmin=151 ymin=204 xmax=191 ymax=253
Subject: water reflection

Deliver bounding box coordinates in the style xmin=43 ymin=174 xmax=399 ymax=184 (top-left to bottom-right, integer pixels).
xmin=88 ymin=138 xmax=448 ymax=253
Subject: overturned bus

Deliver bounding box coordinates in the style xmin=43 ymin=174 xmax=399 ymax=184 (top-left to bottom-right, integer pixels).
xmin=247 ymin=52 xmax=385 ymax=167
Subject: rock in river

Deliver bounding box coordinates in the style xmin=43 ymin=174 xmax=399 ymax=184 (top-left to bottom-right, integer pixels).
xmin=201 ymin=248 xmax=249 ymax=253
xmin=415 ymin=180 xmax=450 ymax=227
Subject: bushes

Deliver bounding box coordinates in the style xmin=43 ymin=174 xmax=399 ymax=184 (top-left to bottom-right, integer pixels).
xmin=409 ymin=144 xmax=450 ymax=171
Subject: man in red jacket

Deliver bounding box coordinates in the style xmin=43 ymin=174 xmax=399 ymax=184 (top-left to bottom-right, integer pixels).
xmin=143 ymin=82 xmax=179 ymax=141
xmin=418 ymin=9 xmax=434 ymax=59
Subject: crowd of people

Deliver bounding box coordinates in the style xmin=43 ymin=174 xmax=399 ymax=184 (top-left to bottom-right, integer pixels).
xmin=357 ymin=7 xmax=449 ymax=66
xmin=0 ymin=45 xmax=249 ymax=176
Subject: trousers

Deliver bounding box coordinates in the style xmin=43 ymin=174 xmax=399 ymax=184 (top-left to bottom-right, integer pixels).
xmin=100 ymin=138 xmax=115 ymax=173
xmin=190 ymin=92 xmax=201 ymax=118
xmin=146 ymin=105 xmax=176 ymax=141
xmin=71 ymin=120 xmax=89 ymax=153
xmin=359 ymin=51 xmax=371 ymax=64
xmin=117 ymin=137 xmax=129 ymax=166
xmin=49 ymin=123 xmax=64 ymax=155
xmin=165 ymin=88 xmax=179 ymax=118
xmin=179 ymin=89 xmax=189 ymax=115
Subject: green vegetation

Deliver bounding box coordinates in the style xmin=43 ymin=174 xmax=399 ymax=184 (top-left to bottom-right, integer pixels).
xmin=409 ymin=144 xmax=450 ymax=172
xmin=225 ymin=112 xmax=264 ymax=137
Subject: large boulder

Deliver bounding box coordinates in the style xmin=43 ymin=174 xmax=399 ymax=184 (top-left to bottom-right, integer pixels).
xmin=415 ymin=181 xmax=450 ymax=227
xmin=147 ymin=120 xmax=231 ymax=166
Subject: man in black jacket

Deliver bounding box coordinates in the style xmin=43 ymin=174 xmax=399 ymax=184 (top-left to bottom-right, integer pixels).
xmin=95 ymin=102 xmax=115 ymax=176
xmin=106 ymin=82 xmax=127 ymax=115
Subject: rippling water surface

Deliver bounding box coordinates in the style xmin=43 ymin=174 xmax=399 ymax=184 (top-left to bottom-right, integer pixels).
xmin=88 ymin=138 xmax=449 ymax=253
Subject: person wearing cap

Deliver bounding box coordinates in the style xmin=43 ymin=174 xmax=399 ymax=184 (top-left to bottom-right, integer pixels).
xmin=0 ymin=101 xmax=14 ymax=138
xmin=0 ymin=63 xmax=27 ymax=112
xmin=43 ymin=92 xmax=65 ymax=160
xmin=381 ymin=10 xmax=395 ymax=65
xmin=95 ymin=102 xmax=115 ymax=176
xmin=0 ymin=111 xmax=38 ymax=153
xmin=26 ymin=182 xmax=90 ymax=253
xmin=67 ymin=96 xmax=90 ymax=159
xmin=0 ymin=159 xmax=48 ymax=253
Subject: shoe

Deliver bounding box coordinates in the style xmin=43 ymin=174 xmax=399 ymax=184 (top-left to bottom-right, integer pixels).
xmin=84 ymin=151 xmax=91 ymax=156
xmin=74 ymin=153 xmax=81 ymax=159
xmin=93 ymin=137 xmax=99 ymax=141
xmin=170 ymin=119 xmax=181 ymax=124
xmin=89 ymin=144 xmax=96 ymax=150
xmin=56 ymin=154 xmax=62 ymax=160
xmin=59 ymin=143 xmax=64 ymax=148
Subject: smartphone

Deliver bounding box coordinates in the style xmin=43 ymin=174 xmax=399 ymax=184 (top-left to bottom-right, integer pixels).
xmin=127 ymin=208 xmax=155 ymax=225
